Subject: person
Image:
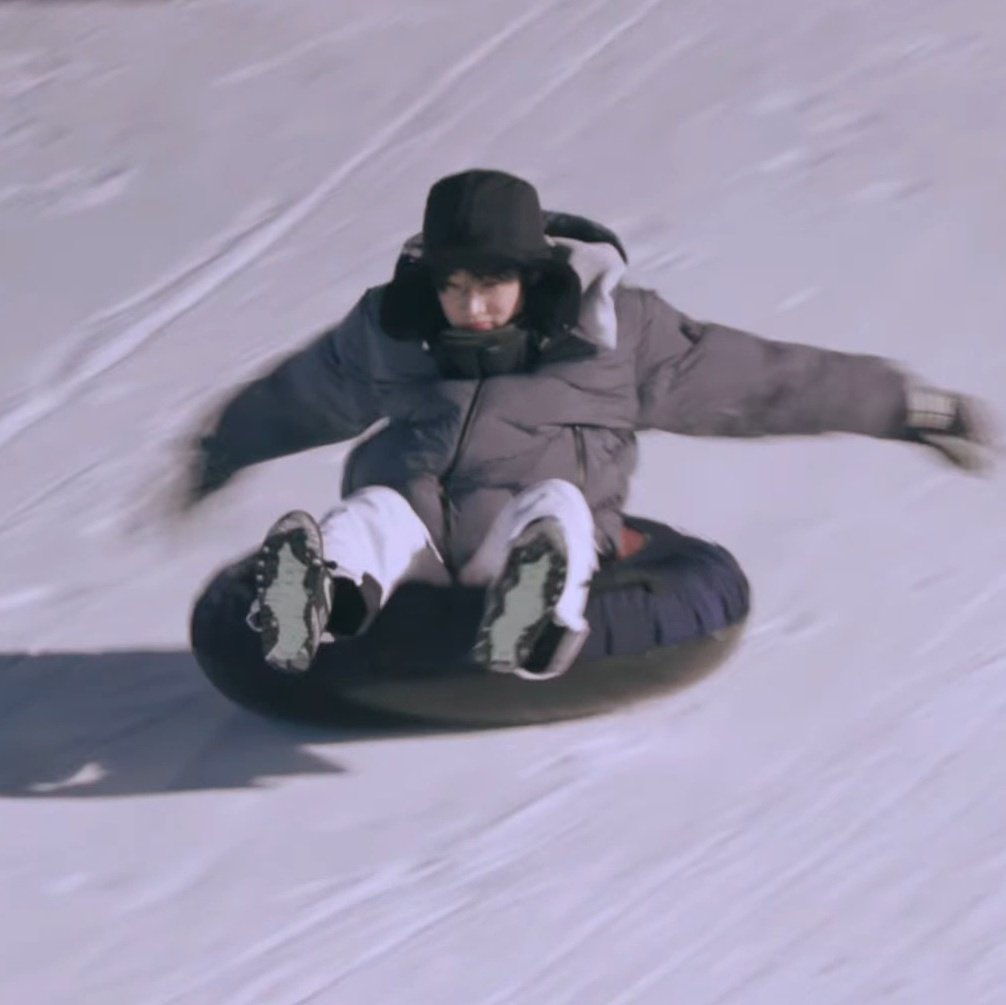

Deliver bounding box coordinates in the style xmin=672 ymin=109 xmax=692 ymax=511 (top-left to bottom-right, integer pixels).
xmin=181 ymin=168 xmax=997 ymax=679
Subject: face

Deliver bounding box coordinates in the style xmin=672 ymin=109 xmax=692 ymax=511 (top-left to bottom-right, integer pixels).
xmin=436 ymin=270 xmax=524 ymax=331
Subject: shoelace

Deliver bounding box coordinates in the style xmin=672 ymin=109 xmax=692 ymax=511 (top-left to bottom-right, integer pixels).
xmin=245 ymin=599 xmax=264 ymax=633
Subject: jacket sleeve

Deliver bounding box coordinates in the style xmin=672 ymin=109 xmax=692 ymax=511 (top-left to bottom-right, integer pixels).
xmin=200 ymin=295 xmax=383 ymax=476
xmin=634 ymin=289 xmax=911 ymax=438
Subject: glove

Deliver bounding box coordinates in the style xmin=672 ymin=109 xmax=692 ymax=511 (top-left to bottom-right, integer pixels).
xmin=179 ymin=434 xmax=237 ymax=511
xmin=904 ymin=385 xmax=1001 ymax=472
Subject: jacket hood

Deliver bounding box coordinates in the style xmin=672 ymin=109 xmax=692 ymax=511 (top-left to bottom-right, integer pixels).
xmin=548 ymin=232 xmax=626 ymax=351
xmin=379 ymin=210 xmax=629 ymax=353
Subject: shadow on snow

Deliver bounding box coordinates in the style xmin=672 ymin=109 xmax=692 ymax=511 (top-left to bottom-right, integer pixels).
xmin=0 ymin=649 xmax=470 ymax=800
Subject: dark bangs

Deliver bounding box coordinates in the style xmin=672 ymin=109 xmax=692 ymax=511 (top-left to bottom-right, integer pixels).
xmin=428 ymin=255 xmax=525 ymax=290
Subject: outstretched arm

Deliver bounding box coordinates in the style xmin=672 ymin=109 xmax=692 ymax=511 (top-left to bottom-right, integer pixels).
xmin=633 ymin=290 xmax=996 ymax=468
xmin=183 ymin=295 xmax=383 ymax=506
xmin=635 ymin=290 xmax=908 ymax=438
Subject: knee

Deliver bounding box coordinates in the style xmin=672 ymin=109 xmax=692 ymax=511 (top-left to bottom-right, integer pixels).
xmin=512 ymin=479 xmax=593 ymax=530
xmin=528 ymin=478 xmax=589 ymax=510
xmin=329 ymin=485 xmax=428 ymax=534
xmin=348 ymin=484 xmax=415 ymax=518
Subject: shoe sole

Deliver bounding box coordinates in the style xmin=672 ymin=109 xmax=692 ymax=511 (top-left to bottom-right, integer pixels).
xmin=472 ymin=518 xmax=568 ymax=673
xmin=254 ymin=512 xmax=331 ymax=673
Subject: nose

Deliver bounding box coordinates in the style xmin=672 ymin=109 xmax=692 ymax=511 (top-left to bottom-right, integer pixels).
xmin=463 ymin=291 xmax=487 ymax=317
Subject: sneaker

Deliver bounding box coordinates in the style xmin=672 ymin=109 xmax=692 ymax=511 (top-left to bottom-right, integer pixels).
xmin=245 ymin=511 xmax=333 ymax=673
xmin=471 ymin=517 xmax=590 ymax=681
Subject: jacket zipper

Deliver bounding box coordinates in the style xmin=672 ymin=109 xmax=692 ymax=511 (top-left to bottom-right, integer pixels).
xmin=439 ymin=380 xmax=486 ymax=574
xmin=572 ymin=424 xmax=587 ymax=490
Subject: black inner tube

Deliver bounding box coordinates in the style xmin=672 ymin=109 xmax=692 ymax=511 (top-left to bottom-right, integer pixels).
xmin=190 ymin=516 xmax=750 ymax=727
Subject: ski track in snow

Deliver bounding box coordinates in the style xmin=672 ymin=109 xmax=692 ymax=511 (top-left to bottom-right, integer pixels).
xmin=0 ymin=455 xmax=108 ymax=534
xmin=914 ymin=573 xmax=1006 ymax=658
xmin=0 ymin=165 xmax=136 ymax=214
xmin=152 ymin=771 xmax=597 ymax=1004
xmin=481 ymin=0 xmax=667 ymax=149
xmin=212 ymin=15 xmax=408 ymax=87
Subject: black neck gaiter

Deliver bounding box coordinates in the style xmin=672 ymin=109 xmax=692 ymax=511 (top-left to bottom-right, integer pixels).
xmin=428 ymin=324 xmax=535 ymax=379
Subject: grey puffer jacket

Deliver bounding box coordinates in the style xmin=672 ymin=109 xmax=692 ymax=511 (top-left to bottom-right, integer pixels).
xmin=204 ymin=214 xmax=911 ymax=572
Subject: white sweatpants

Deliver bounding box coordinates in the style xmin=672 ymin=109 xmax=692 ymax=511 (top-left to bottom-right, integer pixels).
xmin=318 ymin=479 xmax=599 ymax=634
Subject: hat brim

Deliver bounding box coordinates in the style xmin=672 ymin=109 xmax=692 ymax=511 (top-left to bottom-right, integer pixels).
xmin=421 ymin=243 xmax=561 ymax=276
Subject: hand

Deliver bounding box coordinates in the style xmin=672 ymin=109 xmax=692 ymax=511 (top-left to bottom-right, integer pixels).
xmin=905 ymin=386 xmax=1001 ymax=472
xmin=176 ymin=434 xmax=236 ymax=514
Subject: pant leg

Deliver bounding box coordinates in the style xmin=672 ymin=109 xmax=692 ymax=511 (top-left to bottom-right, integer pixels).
xmin=318 ymin=485 xmax=451 ymax=632
xmin=456 ymin=478 xmax=599 ymax=632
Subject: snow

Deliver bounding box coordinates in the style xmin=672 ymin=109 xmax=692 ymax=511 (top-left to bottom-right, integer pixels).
xmin=2 ymin=1 xmax=1005 ymax=1001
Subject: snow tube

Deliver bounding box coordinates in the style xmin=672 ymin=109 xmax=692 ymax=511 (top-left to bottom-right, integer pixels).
xmin=189 ymin=515 xmax=750 ymax=727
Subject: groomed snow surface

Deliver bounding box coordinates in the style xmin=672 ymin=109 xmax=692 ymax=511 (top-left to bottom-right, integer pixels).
xmin=2 ymin=2 xmax=1005 ymax=1002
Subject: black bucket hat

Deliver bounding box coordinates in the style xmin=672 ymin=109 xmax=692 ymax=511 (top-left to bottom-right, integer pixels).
xmin=421 ymin=169 xmax=559 ymax=273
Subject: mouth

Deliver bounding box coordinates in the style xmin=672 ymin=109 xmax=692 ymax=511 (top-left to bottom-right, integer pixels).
xmin=465 ymin=321 xmax=495 ymax=331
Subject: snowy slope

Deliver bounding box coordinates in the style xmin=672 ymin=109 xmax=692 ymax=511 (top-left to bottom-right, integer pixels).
xmin=2 ymin=1 xmax=1005 ymax=1002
